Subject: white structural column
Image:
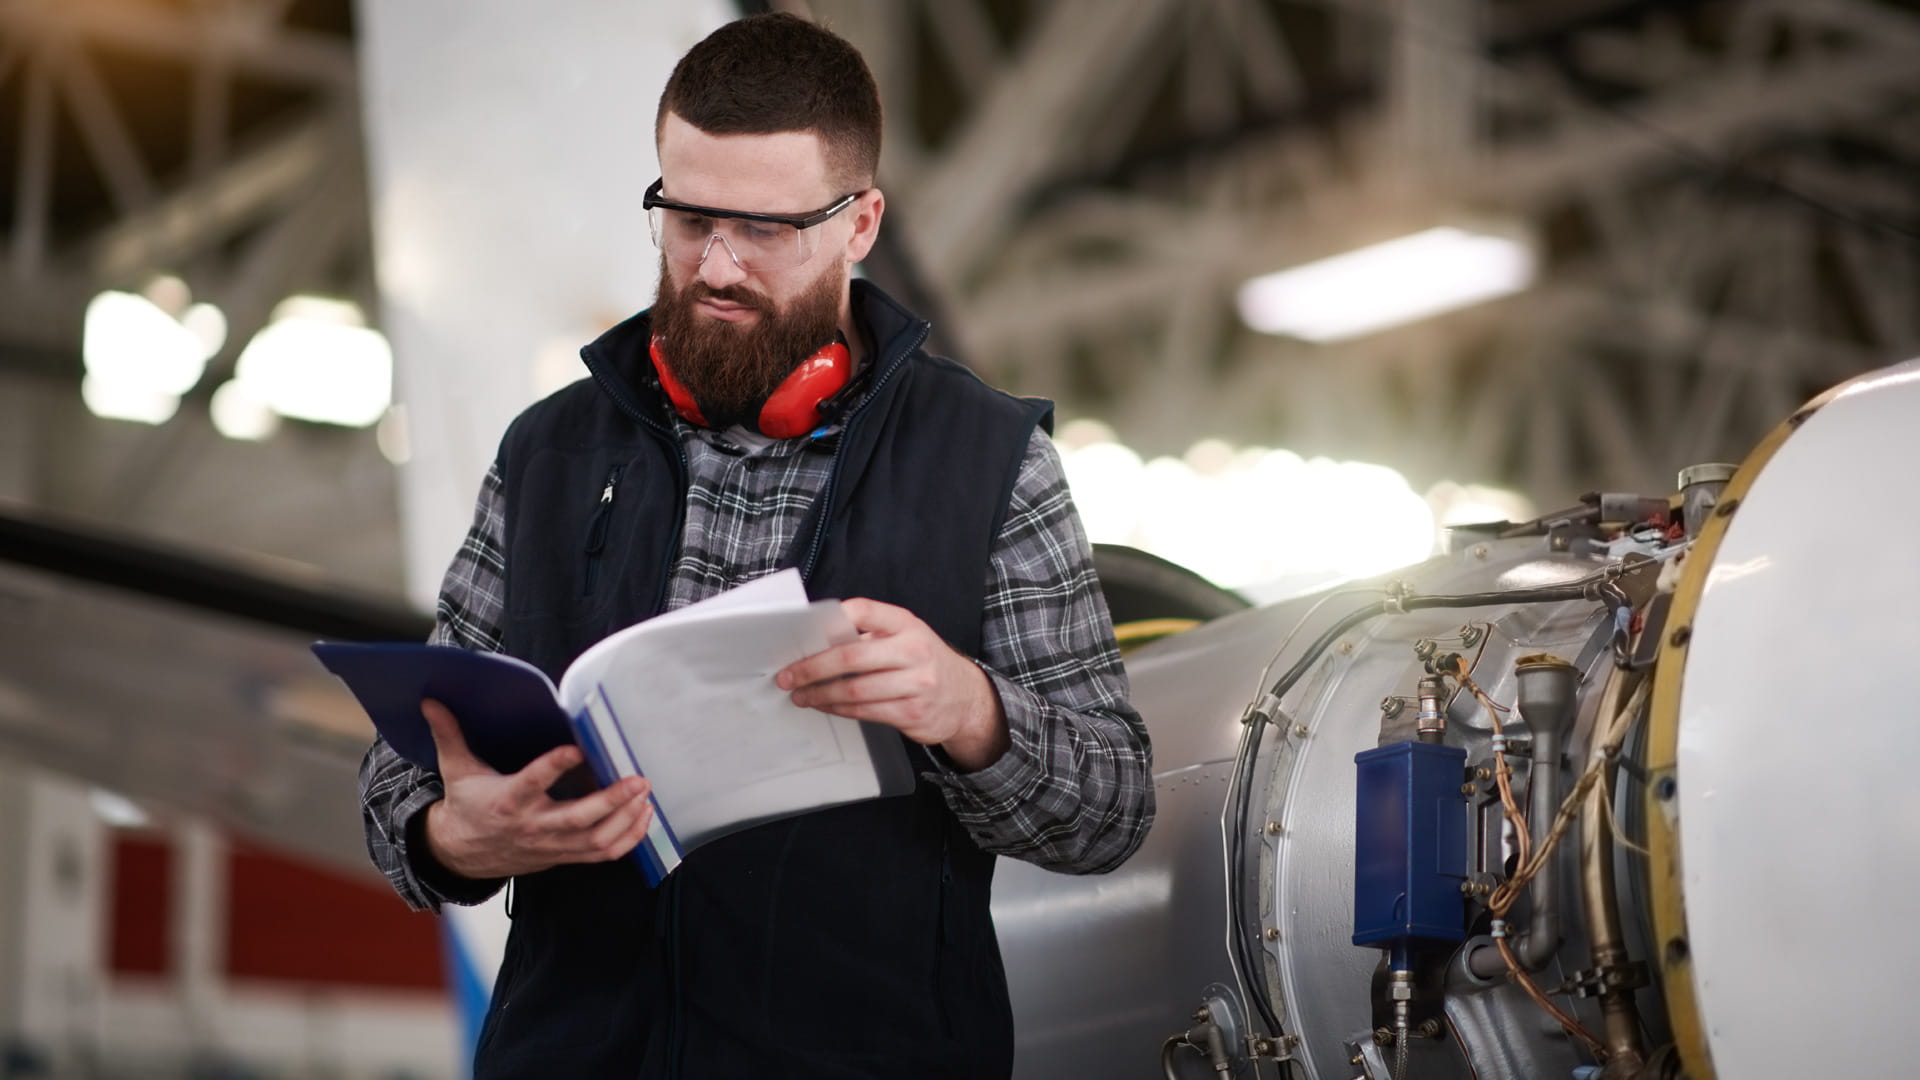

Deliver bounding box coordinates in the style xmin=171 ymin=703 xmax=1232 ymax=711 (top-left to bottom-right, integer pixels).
xmin=0 ymin=766 xmax=107 ymax=1072
xmin=355 ymin=0 xmax=733 ymax=614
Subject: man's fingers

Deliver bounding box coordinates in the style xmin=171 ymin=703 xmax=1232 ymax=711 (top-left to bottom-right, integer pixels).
xmin=581 ymin=789 xmax=655 ymax=855
xmin=422 ymin=699 xmax=490 ymax=779
xmin=792 ymin=669 xmax=921 ymax=710
xmin=509 ymin=743 xmax=589 ymax=805
xmin=547 ymin=775 xmax=649 ymax=831
xmin=571 ymin=797 xmax=658 ymax=865
xmin=838 ymin=597 xmax=915 ymax=634
xmin=778 ymin=638 xmax=905 ymax=691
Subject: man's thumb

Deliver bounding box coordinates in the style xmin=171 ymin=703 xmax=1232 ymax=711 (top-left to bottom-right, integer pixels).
xmin=421 ymin=699 xmax=488 ymax=777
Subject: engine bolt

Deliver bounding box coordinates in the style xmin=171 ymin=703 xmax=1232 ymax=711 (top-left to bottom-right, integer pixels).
xmin=1265 ymin=820 xmax=1282 ymax=836
xmin=1263 ymin=927 xmax=1280 ymax=942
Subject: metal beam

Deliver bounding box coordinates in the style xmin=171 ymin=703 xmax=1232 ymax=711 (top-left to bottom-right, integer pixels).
xmin=0 ymin=0 xmax=355 ymax=90
xmin=962 ymin=21 xmax=1918 ymax=348
xmin=8 ymin=52 xmax=53 ymax=282
xmin=49 ymin=35 xmax=156 ymax=215
xmin=90 ymin=115 xmax=342 ymax=283
xmin=1482 ymin=46 xmax=1919 ymax=209
xmin=903 ymin=0 xmax=1183 ymax=287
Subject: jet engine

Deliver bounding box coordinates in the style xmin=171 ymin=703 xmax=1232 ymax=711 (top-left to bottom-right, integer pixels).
xmin=994 ymin=358 xmax=1920 ymax=1080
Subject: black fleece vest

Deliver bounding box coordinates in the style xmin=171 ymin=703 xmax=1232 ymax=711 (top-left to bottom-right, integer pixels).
xmin=477 ymin=283 xmax=1051 ymax=1079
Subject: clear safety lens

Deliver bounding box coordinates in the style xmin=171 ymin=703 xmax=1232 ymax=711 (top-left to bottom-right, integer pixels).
xmin=647 ymin=207 xmax=822 ymax=272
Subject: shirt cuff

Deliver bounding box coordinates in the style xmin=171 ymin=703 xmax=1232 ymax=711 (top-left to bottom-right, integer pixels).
xmin=925 ymin=665 xmax=1050 ymax=809
xmin=400 ymin=794 xmax=508 ymax=909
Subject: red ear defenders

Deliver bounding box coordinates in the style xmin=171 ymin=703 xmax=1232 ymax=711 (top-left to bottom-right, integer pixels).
xmin=648 ymin=335 xmax=852 ymax=439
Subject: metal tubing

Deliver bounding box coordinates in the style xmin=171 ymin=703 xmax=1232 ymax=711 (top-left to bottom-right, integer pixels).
xmin=1581 ymin=672 xmax=1648 ymax=1070
xmin=1467 ymin=655 xmax=1577 ymax=977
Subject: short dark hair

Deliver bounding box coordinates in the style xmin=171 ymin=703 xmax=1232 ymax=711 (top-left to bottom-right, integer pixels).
xmin=656 ymin=13 xmax=882 ymax=191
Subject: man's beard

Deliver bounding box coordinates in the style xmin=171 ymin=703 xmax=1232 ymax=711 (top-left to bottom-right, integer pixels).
xmin=649 ymin=254 xmax=845 ymax=432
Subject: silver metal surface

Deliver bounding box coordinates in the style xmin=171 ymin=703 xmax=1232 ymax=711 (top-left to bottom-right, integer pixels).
xmin=0 ymin=561 xmax=374 ymax=876
xmin=996 ymin=538 xmax=1659 ymax=1078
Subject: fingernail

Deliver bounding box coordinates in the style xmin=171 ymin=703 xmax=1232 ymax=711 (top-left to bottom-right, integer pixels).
xmin=775 ymin=672 xmax=791 ymax=690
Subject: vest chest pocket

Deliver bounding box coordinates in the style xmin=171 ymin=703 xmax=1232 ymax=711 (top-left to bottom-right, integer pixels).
xmin=506 ymin=451 xmax=649 ymax=622
xmin=581 ymin=464 xmax=623 ymax=597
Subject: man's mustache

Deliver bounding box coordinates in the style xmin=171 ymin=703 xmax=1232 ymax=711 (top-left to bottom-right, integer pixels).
xmin=685 ymin=283 xmax=775 ymax=316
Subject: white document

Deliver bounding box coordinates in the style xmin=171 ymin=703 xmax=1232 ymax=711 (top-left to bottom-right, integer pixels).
xmin=554 ymin=569 xmax=909 ymax=851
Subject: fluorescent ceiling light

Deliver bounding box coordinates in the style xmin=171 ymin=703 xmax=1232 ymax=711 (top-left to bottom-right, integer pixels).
xmin=81 ymin=289 xmax=223 ymax=423
xmin=1237 ymin=226 xmax=1535 ymax=343
xmin=234 ymin=298 xmax=393 ymax=427
xmin=210 ymin=379 xmax=281 ymax=441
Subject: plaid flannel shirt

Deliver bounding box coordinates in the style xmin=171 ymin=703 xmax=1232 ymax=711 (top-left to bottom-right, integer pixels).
xmin=359 ymin=413 xmax=1154 ymax=911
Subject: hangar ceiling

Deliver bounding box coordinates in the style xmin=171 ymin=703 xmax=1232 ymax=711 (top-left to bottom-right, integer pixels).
xmin=1 ymin=0 xmax=1917 ymax=582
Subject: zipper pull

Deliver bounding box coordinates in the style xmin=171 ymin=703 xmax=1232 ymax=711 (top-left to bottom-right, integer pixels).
xmin=582 ymin=465 xmax=622 ymax=597
xmin=585 ymin=466 xmax=622 ymax=554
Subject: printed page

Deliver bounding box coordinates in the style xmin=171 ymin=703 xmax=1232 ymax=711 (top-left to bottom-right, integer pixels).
xmin=556 ymin=585 xmax=886 ymax=850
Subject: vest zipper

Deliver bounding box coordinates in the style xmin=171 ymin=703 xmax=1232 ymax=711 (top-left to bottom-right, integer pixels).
xmin=580 ymin=357 xmax=689 ymax=616
xmin=800 ymin=321 xmax=930 ymax=581
xmin=581 ymin=464 xmax=623 ymax=596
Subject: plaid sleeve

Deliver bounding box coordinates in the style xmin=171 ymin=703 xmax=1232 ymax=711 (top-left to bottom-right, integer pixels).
xmin=928 ymin=429 xmax=1155 ymax=874
xmin=358 ymin=462 xmax=511 ymax=911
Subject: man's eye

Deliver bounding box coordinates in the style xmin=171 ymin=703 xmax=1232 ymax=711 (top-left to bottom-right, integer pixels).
xmin=741 ymin=223 xmax=783 ymax=242
xmin=671 ymin=212 xmax=713 ymax=233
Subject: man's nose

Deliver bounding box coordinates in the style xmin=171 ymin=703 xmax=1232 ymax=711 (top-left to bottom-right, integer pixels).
xmin=696 ymin=233 xmax=748 ymax=289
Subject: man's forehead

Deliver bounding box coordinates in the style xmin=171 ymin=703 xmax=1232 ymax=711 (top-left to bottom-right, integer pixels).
xmin=657 ymin=114 xmax=836 ymax=213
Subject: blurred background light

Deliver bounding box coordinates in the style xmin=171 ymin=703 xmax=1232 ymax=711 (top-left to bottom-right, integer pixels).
xmin=88 ymin=788 xmax=152 ymax=830
xmin=1427 ymin=481 xmax=1538 ymax=529
xmin=1236 ymin=226 xmax=1536 ymax=343
xmin=377 ymin=405 xmax=413 ymax=466
xmin=209 ymin=379 xmax=282 ymax=442
xmin=1061 ymin=427 xmax=1533 ymax=594
xmin=80 ymin=288 xmax=222 ymax=424
xmin=233 ymin=296 xmax=393 ymax=428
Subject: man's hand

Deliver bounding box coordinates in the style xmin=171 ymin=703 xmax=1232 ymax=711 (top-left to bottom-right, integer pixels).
xmin=775 ymin=599 xmax=1011 ymax=771
xmin=419 ymin=699 xmax=656 ymax=880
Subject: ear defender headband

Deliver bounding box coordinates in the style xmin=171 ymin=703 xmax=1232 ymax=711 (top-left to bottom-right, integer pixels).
xmin=648 ymin=336 xmax=853 ymax=439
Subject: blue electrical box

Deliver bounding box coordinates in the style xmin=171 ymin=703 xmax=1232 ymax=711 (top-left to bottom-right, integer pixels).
xmin=1352 ymin=741 xmax=1469 ymax=948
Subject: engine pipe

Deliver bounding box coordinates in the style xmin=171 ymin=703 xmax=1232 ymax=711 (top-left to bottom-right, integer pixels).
xmin=1581 ymin=671 xmax=1650 ymax=1073
xmin=1467 ymin=655 xmax=1578 ymax=978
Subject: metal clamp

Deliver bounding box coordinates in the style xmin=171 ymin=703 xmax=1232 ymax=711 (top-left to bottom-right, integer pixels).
xmin=1241 ymin=692 xmax=1283 ymax=727
xmin=1383 ymin=580 xmax=1415 ymax=615
xmin=1562 ymin=960 xmax=1651 ymax=999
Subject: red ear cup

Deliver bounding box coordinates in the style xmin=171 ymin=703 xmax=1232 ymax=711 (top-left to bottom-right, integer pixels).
xmin=648 ymin=336 xmax=709 ymax=427
xmin=649 ymin=335 xmax=851 ymax=438
xmin=758 ymin=340 xmax=851 ymax=438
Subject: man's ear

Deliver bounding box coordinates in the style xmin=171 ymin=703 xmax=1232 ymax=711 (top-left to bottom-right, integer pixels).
xmin=845 ymin=188 xmax=885 ymax=264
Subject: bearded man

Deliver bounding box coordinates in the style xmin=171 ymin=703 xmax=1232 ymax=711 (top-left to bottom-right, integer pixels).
xmin=359 ymin=13 xmax=1152 ymax=1079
